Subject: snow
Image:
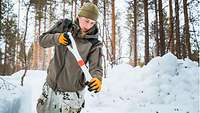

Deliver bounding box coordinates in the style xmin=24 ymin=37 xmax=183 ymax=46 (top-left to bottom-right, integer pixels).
xmin=0 ymin=53 xmax=199 ymax=113
xmin=0 ymin=71 xmax=46 ymax=113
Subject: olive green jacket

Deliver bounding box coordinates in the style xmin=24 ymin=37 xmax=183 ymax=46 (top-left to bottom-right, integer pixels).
xmin=39 ymin=18 xmax=103 ymax=92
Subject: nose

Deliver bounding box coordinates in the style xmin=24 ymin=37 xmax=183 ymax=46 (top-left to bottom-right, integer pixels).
xmin=85 ymin=23 xmax=91 ymax=29
xmin=83 ymin=24 xmax=90 ymax=31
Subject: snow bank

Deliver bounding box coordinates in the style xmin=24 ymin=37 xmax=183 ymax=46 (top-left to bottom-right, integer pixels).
xmin=83 ymin=53 xmax=199 ymax=113
xmin=0 ymin=53 xmax=199 ymax=113
xmin=0 ymin=70 xmax=46 ymax=113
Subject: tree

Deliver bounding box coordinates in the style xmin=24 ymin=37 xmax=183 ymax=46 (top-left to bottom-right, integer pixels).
xmin=183 ymin=0 xmax=191 ymax=59
xmin=175 ymin=0 xmax=181 ymax=58
xmin=117 ymin=26 xmax=122 ymax=64
xmin=30 ymin=0 xmax=47 ymax=70
xmin=168 ymin=0 xmax=174 ymax=53
xmin=102 ymin=0 xmax=113 ymax=65
xmin=154 ymin=0 xmax=159 ymax=56
xmin=144 ymin=0 xmax=149 ymax=64
xmin=158 ymin=0 xmax=165 ymax=56
xmin=188 ymin=0 xmax=200 ymax=60
xmin=21 ymin=2 xmax=31 ymax=86
xmin=74 ymin=0 xmax=77 ymax=19
xmin=0 ymin=0 xmax=2 ymax=37
xmin=63 ymin=0 xmax=66 ymax=18
xmin=133 ymin=0 xmax=138 ymax=66
xmin=111 ymin=0 xmax=116 ymax=64
xmin=18 ymin=39 xmax=26 ymax=68
xmin=127 ymin=0 xmax=143 ymax=66
xmin=1 ymin=0 xmax=20 ymax=75
xmin=0 ymin=49 xmax=2 ymax=65
xmin=2 ymin=17 xmax=19 ymax=75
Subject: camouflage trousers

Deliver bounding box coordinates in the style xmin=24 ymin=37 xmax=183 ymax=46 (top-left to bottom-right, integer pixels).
xmin=36 ymin=83 xmax=85 ymax=113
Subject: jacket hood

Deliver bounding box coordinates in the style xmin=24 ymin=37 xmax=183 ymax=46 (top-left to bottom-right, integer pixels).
xmin=73 ymin=18 xmax=99 ymax=39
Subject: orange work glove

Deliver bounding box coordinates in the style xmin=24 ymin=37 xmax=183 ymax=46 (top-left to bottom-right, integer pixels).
xmin=88 ymin=77 xmax=102 ymax=93
xmin=58 ymin=32 xmax=71 ymax=46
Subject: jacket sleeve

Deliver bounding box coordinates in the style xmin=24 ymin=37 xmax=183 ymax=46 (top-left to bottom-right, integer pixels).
xmin=88 ymin=42 xmax=103 ymax=81
xmin=39 ymin=20 xmax=64 ymax=48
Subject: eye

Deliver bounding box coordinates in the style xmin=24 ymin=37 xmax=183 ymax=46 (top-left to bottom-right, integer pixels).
xmin=85 ymin=19 xmax=89 ymax=23
xmin=90 ymin=22 xmax=95 ymax=26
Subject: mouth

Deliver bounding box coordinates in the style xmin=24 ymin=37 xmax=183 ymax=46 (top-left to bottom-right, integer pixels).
xmin=82 ymin=28 xmax=89 ymax=32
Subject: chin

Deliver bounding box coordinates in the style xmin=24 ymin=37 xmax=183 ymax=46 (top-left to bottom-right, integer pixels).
xmin=82 ymin=29 xmax=88 ymax=32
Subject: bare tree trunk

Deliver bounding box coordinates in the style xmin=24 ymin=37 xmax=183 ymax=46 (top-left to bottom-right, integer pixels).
xmin=38 ymin=17 xmax=41 ymax=40
xmin=183 ymin=0 xmax=191 ymax=59
xmin=15 ymin=0 xmax=21 ymax=72
xmin=3 ymin=41 xmax=8 ymax=75
xmin=98 ymin=2 xmax=109 ymax=76
xmin=31 ymin=13 xmax=37 ymax=69
xmin=74 ymin=0 xmax=77 ymax=19
xmin=175 ymin=0 xmax=181 ymax=58
xmin=21 ymin=3 xmax=31 ymax=86
xmin=0 ymin=49 xmax=2 ymax=66
xmin=63 ymin=0 xmax=66 ymax=19
xmin=117 ymin=27 xmax=122 ymax=64
xmin=154 ymin=0 xmax=159 ymax=56
xmin=104 ymin=0 xmax=110 ymax=61
xmin=0 ymin=0 xmax=3 ymax=28
xmin=168 ymin=0 xmax=174 ymax=53
xmin=12 ymin=38 xmax=16 ymax=73
xmin=133 ymin=0 xmax=137 ymax=66
xmin=189 ymin=9 xmax=200 ymax=53
xmin=38 ymin=16 xmax=42 ymax=69
xmin=0 ymin=0 xmax=2 ymax=30
xmin=103 ymin=0 xmax=106 ymax=55
xmin=111 ymin=0 xmax=116 ymax=64
xmin=182 ymin=36 xmax=187 ymax=58
xmin=103 ymin=2 xmax=112 ymax=64
xmin=158 ymin=0 xmax=165 ymax=56
xmin=71 ymin=0 xmax=73 ymax=19
xmin=17 ymin=0 xmax=20 ymax=30
xmin=42 ymin=5 xmax=47 ymax=70
xmin=144 ymin=0 xmax=149 ymax=64
xmin=47 ymin=2 xmax=53 ymax=70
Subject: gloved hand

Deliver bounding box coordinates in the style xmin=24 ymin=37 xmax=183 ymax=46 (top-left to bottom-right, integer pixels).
xmin=58 ymin=32 xmax=71 ymax=46
xmin=87 ymin=77 xmax=102 ymax=93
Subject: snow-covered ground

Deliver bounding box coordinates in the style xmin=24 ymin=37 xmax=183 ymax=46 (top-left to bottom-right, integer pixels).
xmin=0 ymin=53 xmax=199 ymax=113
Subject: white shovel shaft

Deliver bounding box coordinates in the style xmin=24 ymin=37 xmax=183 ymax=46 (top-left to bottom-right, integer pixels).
xmin=67 ymin=32 xmax=92 ymax=81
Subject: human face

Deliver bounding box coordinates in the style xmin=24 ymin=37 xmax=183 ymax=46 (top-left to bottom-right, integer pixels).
xmin=78 ymin=16 xmax=96 ymax=32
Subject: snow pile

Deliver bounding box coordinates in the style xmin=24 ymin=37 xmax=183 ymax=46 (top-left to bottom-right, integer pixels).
xmin=0 ymin=53 xmax=199 ymax=113
xmin=83 ymin=53 xmax=199 ymax=113
xmin=0 ymin=70 xmax=46 ymax=113
xmin=0 ymin=77 xmax=23 ymax=113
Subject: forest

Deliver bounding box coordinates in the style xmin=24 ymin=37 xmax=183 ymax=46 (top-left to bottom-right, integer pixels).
xmin=0 ymin=0 xmax=199 ymax=75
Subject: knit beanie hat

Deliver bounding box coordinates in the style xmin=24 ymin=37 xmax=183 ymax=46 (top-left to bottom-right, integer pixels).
xmin=78 ymin=2 xmax=99 ymax=21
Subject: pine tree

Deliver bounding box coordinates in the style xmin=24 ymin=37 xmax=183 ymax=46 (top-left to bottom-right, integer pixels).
xmin=158 ymin=0 xmax=165 ymax=56
xmin=1 ymin=0 xmax=20 ymax=75
xmin=168 ymin=0 xmax=174 ymax=53
xmin=183 ymin=0 xmax=191 ymax=59
xmin=175 ymin=0 xmax=181 ymax=58
xmin=2 ymin=17 xmax=19 ymax=75
xmin=154 ymin=0 xmax=159 ymax=56
xmin=111 ymin=0 xmax=116 ymax=64
xmin=0 ymin=48 xmax=2 ymax=65
xmin=144 ymin=0 xmax=149 ymax=64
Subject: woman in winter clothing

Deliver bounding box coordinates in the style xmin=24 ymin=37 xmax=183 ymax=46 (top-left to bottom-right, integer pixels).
xmin=36 ymin=2 xmax=103 ymax=113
